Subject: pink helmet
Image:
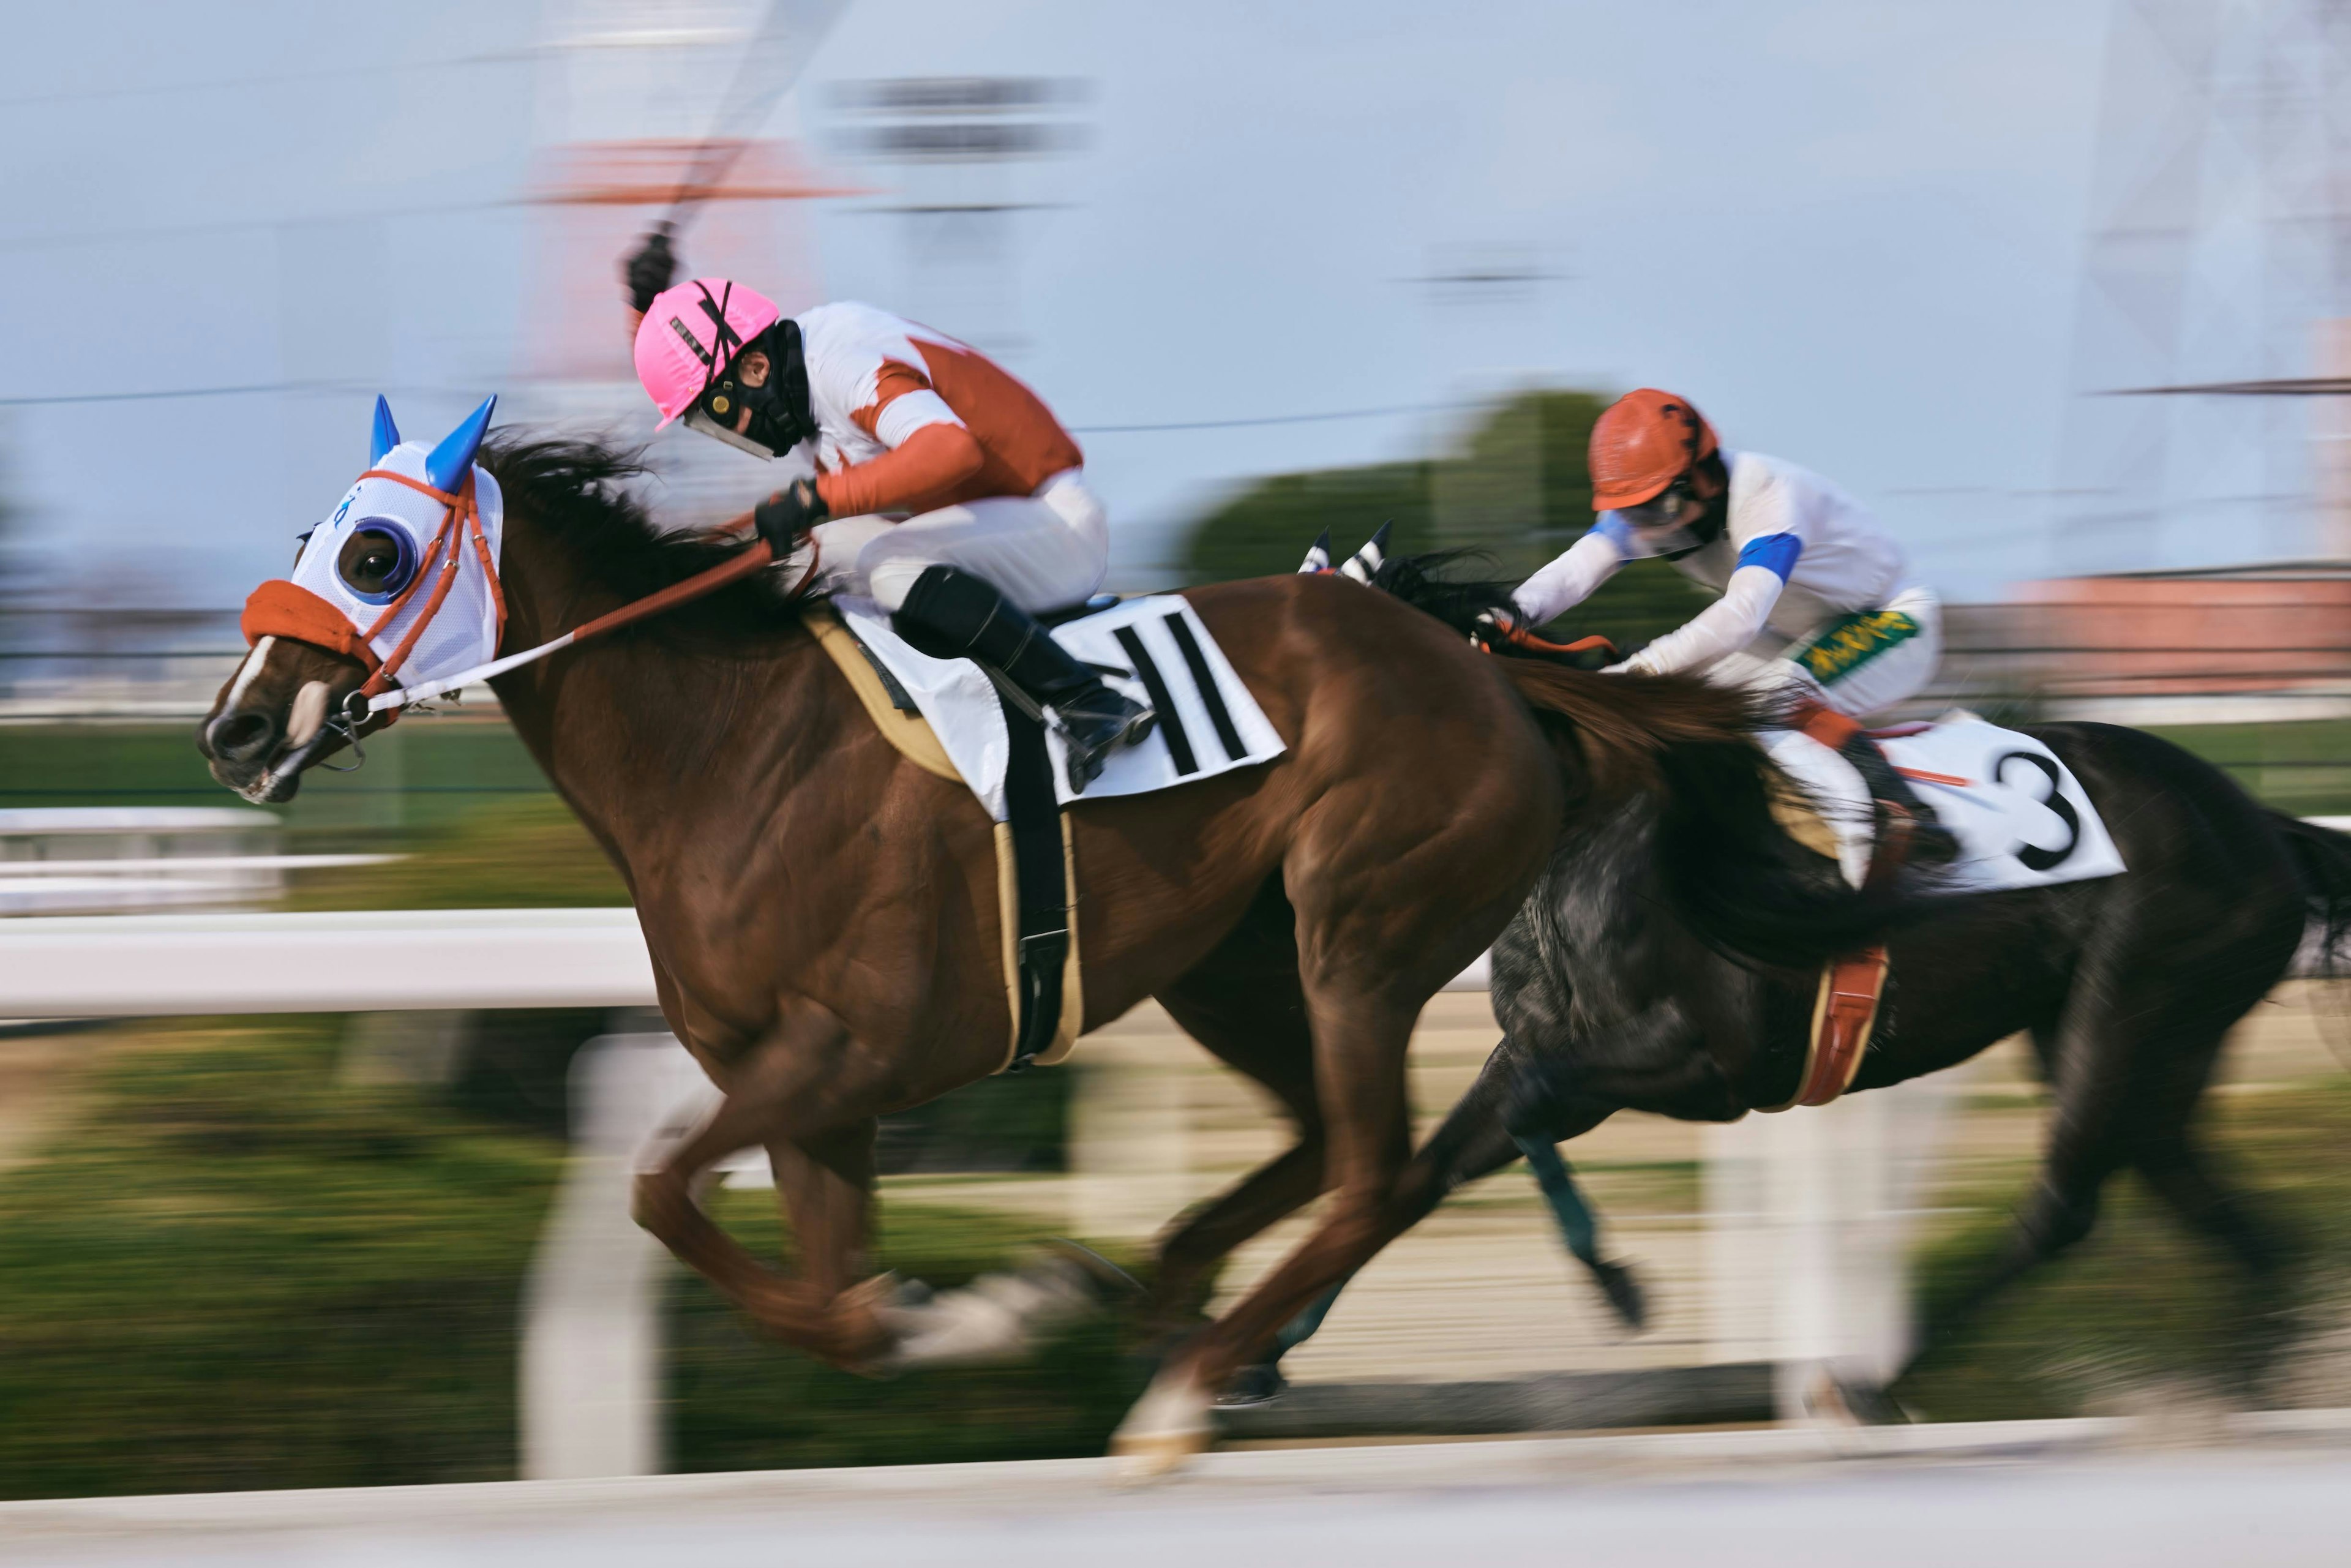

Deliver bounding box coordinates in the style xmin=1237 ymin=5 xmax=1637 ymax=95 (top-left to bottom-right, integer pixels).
xmin=632 ymin=277 xmax=783 ymax=427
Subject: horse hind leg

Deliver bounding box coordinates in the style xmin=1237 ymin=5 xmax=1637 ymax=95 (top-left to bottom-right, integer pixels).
xmin=1898 ymin=1017 xmax=2123 ymax=1388
xmin=1146 ymin=945 xmax=1329 ymax=1339
xmin=1220 ymin=1026 xmax=1531 ymax=1405
xmin=2124 ymin=1034 xmax=2298 ymax=1397
xmin=1226 ymin=1038 xmax=1640 ymax=1407
xmin=1111 ymin=982 xmax=1432 ymax=1475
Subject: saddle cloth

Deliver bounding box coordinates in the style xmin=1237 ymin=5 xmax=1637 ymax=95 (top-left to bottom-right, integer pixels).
xmin=1763 ymin=710 xmax=2128 ymax=894
xmin=834 ymin=593 xmax=1288 ymax=820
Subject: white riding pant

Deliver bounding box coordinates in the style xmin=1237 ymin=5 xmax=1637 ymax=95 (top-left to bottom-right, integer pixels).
xmin=1717 ymin=584 xmax=1945 ymax=890
xmin=804 ymin=469 xmax=1109 ymax=615
xmin=1706 ymin=583 xmax=1944 ymax=719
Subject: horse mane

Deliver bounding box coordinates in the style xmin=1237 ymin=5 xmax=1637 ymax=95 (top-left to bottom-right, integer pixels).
xmin=1373 ymin=549 xmax=1915 ymax=968
xmin=481 ymin=432 xmax=800 ymax=631
xmin=1371 ymin=550 xmax=1775 ymax=790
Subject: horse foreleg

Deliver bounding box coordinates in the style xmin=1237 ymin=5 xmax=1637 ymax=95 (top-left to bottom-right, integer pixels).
xmin=631 ymin=1005 xmax=895 ymax=1368
xmin=1150 ymin=1135 xmax=1326 ymax=1335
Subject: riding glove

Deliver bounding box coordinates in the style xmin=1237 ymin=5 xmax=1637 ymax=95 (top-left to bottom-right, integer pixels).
xmin=624 ymin=225 xmax=678 ymax=314
xmin=753 ymin=478 xmax=828 ymax=553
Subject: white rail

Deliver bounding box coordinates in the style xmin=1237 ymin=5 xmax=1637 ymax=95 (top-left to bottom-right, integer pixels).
xmin=0 ymin=908 xmax=657 ymax=1018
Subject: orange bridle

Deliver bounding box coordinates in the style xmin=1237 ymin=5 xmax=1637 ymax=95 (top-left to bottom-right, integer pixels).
xmin=342 ymin=467 xmax=507 ymax=703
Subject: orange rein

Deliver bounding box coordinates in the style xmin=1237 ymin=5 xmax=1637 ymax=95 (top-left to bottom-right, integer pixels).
xmin=347 ymin=496 xmax=823 ymax=718
xmin=246 ymin=460 xmax=827 ymax=738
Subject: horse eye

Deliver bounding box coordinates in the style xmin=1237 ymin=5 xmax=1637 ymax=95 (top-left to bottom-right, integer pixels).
xmin=336 ymin=525 xmax=416 ymax=602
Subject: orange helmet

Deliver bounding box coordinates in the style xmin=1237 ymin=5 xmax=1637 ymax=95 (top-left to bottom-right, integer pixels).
xmin=1589 ymin=389 xmax=1720 ymax=511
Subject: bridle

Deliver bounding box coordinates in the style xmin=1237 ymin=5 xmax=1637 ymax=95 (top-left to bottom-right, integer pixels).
xmin=262 ymin=465 xmax=823 ymax=775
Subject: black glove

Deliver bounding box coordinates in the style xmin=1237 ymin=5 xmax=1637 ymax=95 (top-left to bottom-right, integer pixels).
xmin=623 ymin=224 xmax=678 ymax=313
xmin=752 ymin=478 xmax=828 ymax=553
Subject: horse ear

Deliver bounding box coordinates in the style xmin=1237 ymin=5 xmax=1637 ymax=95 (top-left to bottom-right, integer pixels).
xmin=425 ymin=396 xmax=497 ymax=492
xmin=369 ymin=396 xmax=401 ymax=465
xmin=1338 ymin=520 xmax=1392 ymax=583
xmin=1297 ymin=529 xmax=1332 ymax=574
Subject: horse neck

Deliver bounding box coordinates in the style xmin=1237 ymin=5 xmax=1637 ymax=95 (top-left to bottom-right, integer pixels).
xmin=482 ymin=513 xmax=833 ymax=857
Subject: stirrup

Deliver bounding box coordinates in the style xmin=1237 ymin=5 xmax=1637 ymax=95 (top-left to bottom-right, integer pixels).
xmin=1057 ymin=697 xmax=1155 ymax=793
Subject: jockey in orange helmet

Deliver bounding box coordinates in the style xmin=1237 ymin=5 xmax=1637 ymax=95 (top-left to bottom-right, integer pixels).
xmin=1504 ymin=388 xmax=1946 ymax=872
xmin=621 ymin=229 xmax=1153 ymax=793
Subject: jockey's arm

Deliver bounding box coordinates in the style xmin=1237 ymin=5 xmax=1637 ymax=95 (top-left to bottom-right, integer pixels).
xmin=1611 ymin=553 xmax=1790 ymax=677
xmin=1512 ymin=528 xmax=1627 ymax=626
xmin=813 ymin=394 xmax=986 ymax=519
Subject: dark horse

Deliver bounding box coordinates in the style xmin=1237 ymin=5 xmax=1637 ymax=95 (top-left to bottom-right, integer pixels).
xmin=1250 ymin=556 xmax=2351 ymax=1411
xmin=197 ymin=435 xmax=1899 ymax=1471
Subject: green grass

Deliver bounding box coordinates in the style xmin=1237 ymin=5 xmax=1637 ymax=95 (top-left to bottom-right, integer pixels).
xmin=283 ymin=795 xmax=627 ymax=910
xmin=0 ymin=1016 xmax=1131 ymax=1498
xmin=1897 ymin=1078 xmax=2351 ymax=1420
xmin=0 ymin=716 xmax=558 ymax=835
xmin=0 ymin=1017 xmax=565 ymax=1499
xmin=2142 ymin=717 xmax=2351 ymax=817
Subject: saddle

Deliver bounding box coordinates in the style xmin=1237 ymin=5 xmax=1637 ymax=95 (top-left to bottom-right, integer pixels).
xmin=806 ymin=602 xmax=1084 ymax=1075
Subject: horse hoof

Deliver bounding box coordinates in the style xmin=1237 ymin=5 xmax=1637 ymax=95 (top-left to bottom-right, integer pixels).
xmin=1594 ymin=1259 xmax=1648 ymax=1333
xmin=1109 ymin=1376 xmax=1213 ymax=1482
xmin=873 ymin=1251 xmax=1109 ymax=1370
xmin=1805 ymin=1366 xmax=1912 ymax=1427
xmin=1215 ymin=1362 xmax=1288 ymax=1408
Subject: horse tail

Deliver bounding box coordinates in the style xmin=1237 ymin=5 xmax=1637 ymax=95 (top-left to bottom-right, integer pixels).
xmin=1492 ymin=658 xmax=1918 ymax=970
xmin=2270 ymin=810 xmax=2351 ymax=972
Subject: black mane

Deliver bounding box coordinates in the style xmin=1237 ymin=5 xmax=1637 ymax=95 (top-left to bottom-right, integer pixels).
xmin=481 ymin=431 xmax=798 ymax=628
xmin=1371 ymin=550 xmax=1610 ymax=669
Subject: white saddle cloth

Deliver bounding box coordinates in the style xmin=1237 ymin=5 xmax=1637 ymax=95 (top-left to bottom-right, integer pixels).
xmin=836 ymin=594 xmax=1287 ymax=821
xmin=1763 ymin=710 xmax=2127 ymax=893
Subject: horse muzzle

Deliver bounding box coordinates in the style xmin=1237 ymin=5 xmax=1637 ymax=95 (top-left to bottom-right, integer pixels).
xmin=200 ymin=680 xmax=360 ymax=803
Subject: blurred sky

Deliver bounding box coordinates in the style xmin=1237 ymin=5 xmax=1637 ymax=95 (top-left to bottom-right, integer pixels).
xmin=0 ymin=0 xmax=2123 ymax=606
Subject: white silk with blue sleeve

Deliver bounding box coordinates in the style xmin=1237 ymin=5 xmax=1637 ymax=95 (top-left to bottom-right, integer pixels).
xmin=1512 ymin=449 xmax=1913 ymax=678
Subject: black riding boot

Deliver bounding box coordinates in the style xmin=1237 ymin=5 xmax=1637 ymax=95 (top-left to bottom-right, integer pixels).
xmin=892 ymin=565 xmax=1156 ymax=794
xmin=1837 ymin=733 xmax=1956 ymax=870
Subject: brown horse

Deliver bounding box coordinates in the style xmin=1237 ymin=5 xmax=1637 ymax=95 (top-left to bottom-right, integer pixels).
xmin=198 ymin=434 xmax=1853 ymax=1470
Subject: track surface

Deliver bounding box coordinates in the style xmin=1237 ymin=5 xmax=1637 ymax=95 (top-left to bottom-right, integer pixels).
xmin=9 ymin=1420 xmax=2349 ymax=1567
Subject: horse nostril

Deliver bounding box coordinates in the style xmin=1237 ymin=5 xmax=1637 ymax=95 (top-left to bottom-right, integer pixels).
xmin=206 ymin=710 xmax=280 ymax=763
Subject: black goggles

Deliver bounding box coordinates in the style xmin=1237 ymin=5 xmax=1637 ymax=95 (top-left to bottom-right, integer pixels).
xmin=1619 ymin=480 xmax=1698 ymax=529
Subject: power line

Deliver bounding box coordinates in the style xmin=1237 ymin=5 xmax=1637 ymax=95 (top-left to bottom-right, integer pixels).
xmin=0 ymin=380 xmax=1475 ymax=433
xmin=1072 ymin=400 xmax=1473 ymax=435
xmin=0 ymin=379 xmax=492 ymax=409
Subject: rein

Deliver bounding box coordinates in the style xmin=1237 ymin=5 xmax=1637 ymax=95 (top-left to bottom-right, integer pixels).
xmin=356 ymin=508 xmax=817 ymax=719
xmin=261 ymin=463 xmax=820 ymax=760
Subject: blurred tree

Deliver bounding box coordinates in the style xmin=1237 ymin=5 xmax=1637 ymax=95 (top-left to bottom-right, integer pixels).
xmin=0 ymin=419 xmax=32 ymax=606
xmin=1180 ymin=388 xmax=1712 ymax=649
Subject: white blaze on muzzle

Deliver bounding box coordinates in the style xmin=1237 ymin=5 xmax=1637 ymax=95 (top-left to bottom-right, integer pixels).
xmin=286 ymin=440 xmax=506 ymax=693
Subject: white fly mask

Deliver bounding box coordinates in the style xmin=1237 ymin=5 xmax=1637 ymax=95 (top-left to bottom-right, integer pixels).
xmin=283 ymin=395 xmax=506 ymax=693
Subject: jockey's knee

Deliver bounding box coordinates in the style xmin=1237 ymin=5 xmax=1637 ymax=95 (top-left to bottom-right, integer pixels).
xmin=866 ymin=559 xmax=928 ymax=613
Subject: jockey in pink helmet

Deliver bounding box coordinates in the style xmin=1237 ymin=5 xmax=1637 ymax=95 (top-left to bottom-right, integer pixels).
xmin=623 ymin=229 xmax=1153 ymax=793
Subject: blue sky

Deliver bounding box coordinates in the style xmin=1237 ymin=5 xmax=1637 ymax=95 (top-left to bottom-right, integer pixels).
xmin=0 ymin=1 xmax=2129 ymax=606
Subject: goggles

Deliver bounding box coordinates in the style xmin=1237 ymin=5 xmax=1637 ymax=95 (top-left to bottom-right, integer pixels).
xmin=1618 ymin=479 xmax=1698 ymax=531
xmin=1618 ymin=480 xmax=1712 ymax=558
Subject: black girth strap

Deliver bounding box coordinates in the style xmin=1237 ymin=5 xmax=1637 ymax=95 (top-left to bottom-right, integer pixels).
xmin=998 ymin=688 xmax=1070 ymax=1072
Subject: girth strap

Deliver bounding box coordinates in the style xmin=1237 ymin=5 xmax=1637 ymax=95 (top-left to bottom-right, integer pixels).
xmin=997 ymin=688 xmax=1071 ymax=1073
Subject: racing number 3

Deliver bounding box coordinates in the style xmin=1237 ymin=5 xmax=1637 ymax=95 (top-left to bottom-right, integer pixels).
xmin=1992 ymin=750 xmax=2081 ymax=871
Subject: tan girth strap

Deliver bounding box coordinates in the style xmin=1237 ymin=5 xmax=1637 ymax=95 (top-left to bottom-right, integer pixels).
xmin=804 ymin=603 xmax=1084 ymax=1071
